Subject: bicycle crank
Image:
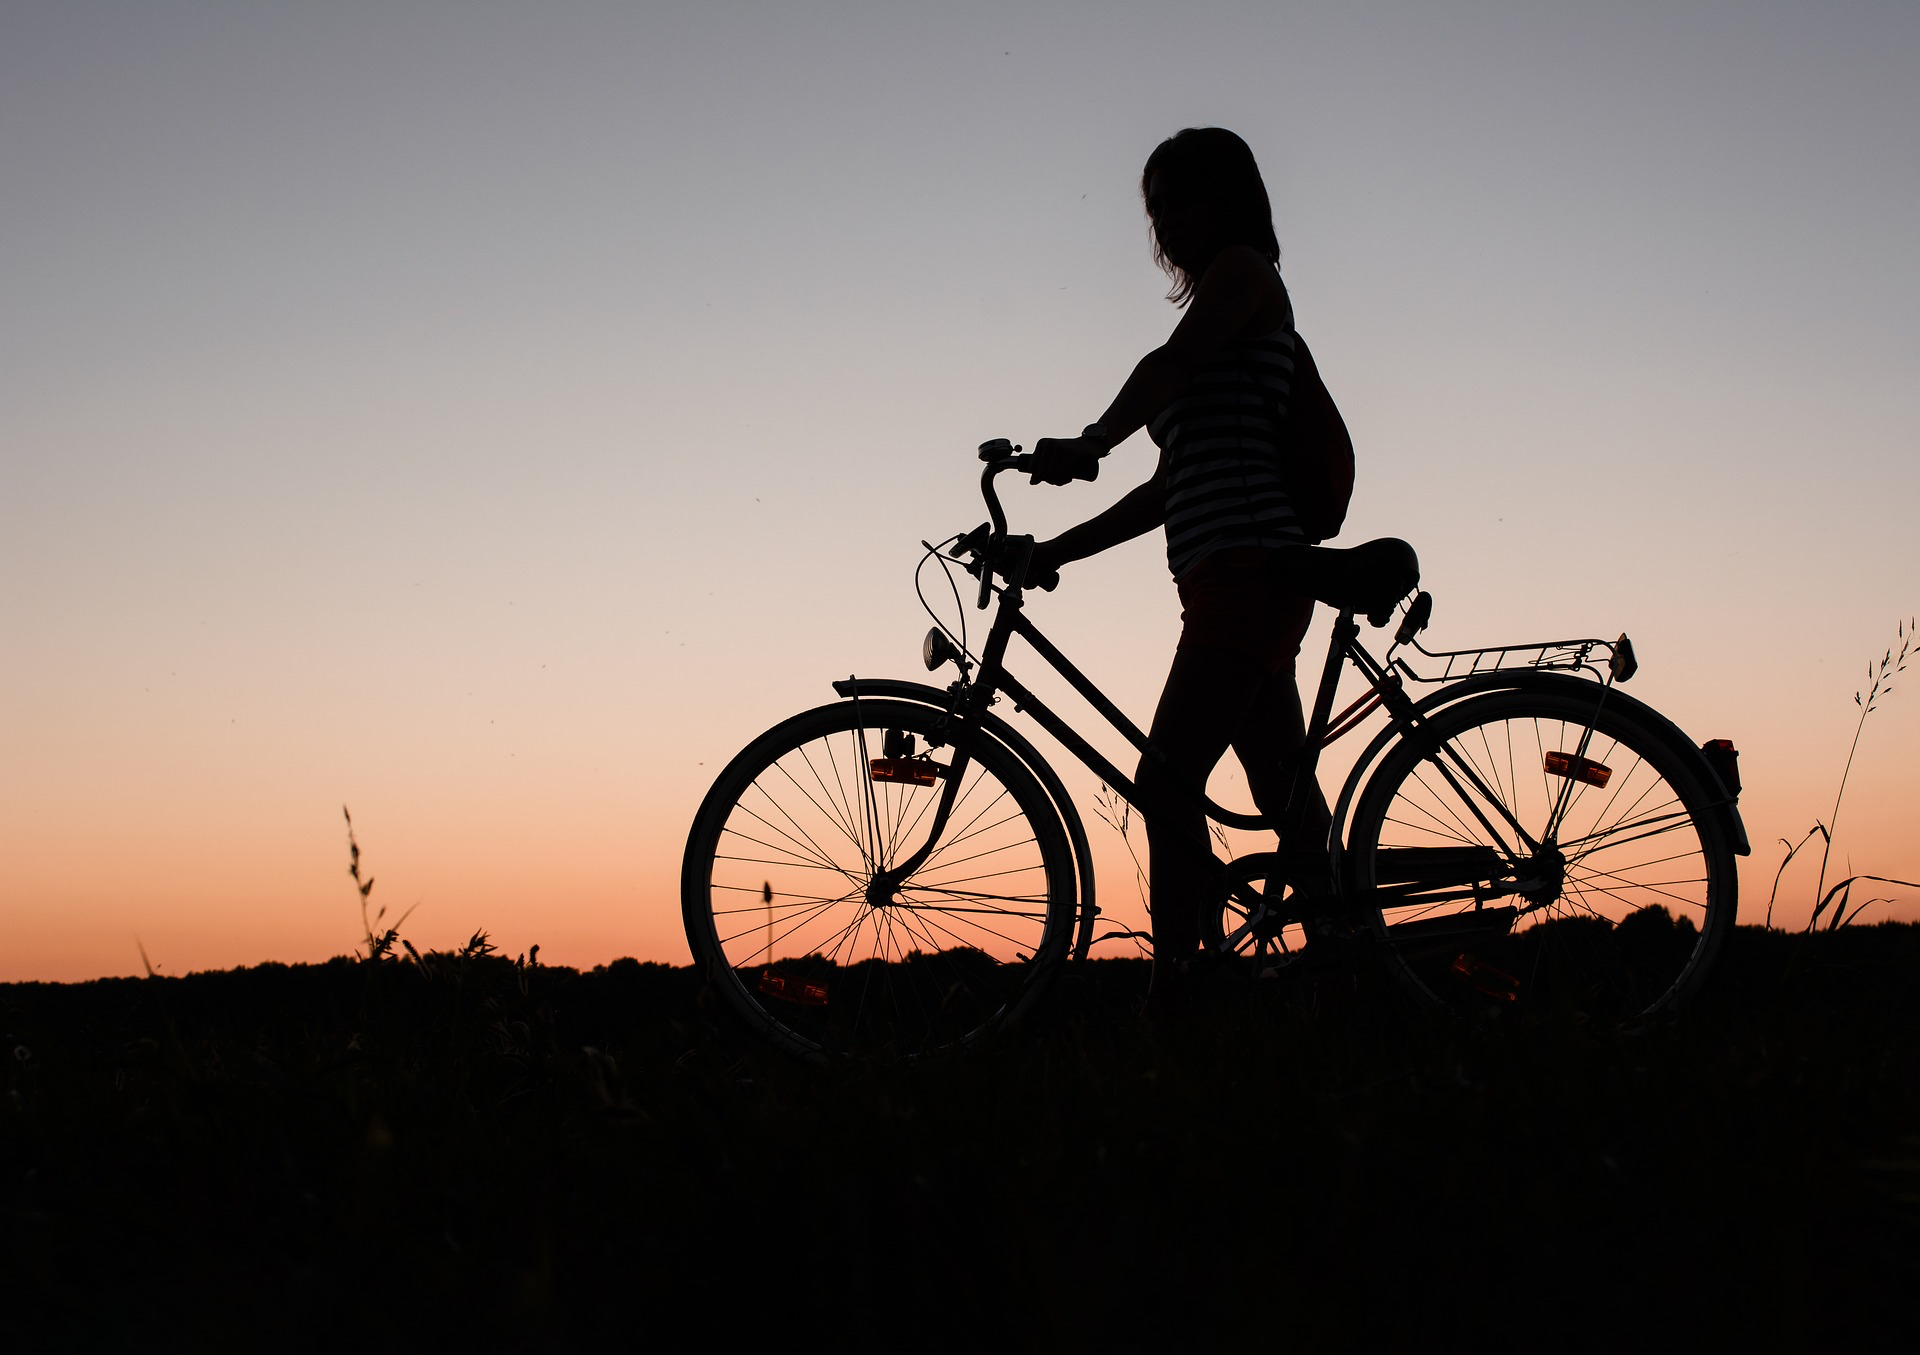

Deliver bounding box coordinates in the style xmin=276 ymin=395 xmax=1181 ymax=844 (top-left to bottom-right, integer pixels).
xmin=1204 ymin=853 xmax=1311 ymax=978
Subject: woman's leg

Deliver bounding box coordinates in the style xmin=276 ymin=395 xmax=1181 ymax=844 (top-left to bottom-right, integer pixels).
xmin=1232 ymin=671 xmax=1332 ymax=854
xmin=1137 ymin=645 xmax=1272 ymax=995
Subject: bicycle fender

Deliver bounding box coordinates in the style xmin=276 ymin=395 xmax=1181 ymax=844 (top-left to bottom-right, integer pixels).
xmin=1464 ymin=671 xmax=1749 ymax=856
xmin=1537 ymin=673 xmax=1752 ymax=857
xmin=1335 ymin=670 xmax=1750 ymax=859
xmin=832 ymin=677 xmax=1101 ymax=959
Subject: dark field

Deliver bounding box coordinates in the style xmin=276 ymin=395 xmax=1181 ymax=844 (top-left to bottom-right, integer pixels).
xmin=5 ymin=926 xmax=1918 ymax=1351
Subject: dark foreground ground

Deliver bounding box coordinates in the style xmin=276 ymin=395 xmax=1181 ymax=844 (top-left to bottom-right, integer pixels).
xmin=4 ymin=925 xmax=1918 ymax=1352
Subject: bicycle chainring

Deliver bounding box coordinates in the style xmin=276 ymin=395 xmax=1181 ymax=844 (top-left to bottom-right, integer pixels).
xmin=1204 ymin=853 xmax=1313 ymax=979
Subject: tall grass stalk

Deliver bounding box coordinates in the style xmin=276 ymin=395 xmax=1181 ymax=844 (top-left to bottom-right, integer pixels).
xmin=1090 ymin=784 xmax=1153 ymax=954
xmin=1767 ymin=617 xmax=1917 ymax=930
xmin=1813 ymin=618 xmax=1913 ymax=908
xmin=343 ymin=805 xmax=418 ymax=961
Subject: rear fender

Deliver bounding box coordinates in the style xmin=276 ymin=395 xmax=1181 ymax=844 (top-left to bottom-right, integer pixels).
xmin=1331 ymin=669 xmax=1750 ymax=868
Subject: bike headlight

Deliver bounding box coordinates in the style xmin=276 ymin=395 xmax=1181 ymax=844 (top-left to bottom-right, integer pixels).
xmin=923 ymin=627 xmax=960 ymax=672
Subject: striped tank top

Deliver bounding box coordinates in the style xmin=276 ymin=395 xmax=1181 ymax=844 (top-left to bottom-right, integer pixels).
xmin=1149 ymin=313 xmax=1306 ymax=578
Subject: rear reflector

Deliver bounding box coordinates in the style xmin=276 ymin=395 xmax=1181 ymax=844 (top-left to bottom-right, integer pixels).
xmin=869 ymin=757 xmax=940 ymax=786
xmin=1544 ymin=751 xmax=1611 ymax=787
xmin=1700 ymin=738 xmax=1741 ymax=797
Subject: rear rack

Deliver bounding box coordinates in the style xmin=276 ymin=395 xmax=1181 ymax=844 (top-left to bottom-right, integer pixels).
xmin=1394 ymin=635 xmax=1620 ymax=684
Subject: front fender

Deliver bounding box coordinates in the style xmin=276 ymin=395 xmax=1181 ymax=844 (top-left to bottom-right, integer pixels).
xmin=831 ymin=676 xmax=1102 ymax=960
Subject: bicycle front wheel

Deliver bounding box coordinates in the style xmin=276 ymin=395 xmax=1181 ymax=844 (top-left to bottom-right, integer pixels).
xmin=682 ymin=698 xmax=1077 ymax=1061
xmin=1346 ymin=688 xmax=1736 ymax=1025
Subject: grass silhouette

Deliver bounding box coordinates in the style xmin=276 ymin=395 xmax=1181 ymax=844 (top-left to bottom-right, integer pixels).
xmin=343 ymin=804 xmax=417 ymax=962
xmin=3 ymin=926 xmax=1916 ymax=1347
xmin=6 ymin=770 xmax=1912 ymax=1342
xmin=1768 ymin=617 xmax=1920 ymax=930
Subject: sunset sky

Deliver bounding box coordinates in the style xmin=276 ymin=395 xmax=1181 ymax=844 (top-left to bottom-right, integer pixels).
xmin=5 ymin=1 xmax=1917 ymax=981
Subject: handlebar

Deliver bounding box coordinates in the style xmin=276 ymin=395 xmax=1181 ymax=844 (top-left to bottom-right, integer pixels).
xmin=950 ymin=442 xmax=1072 ymax=607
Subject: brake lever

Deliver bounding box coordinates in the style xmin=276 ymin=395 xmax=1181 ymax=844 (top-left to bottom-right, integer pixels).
xmin=976 ymin=531 xmax=1002 ymax=609
xmin=1000 ymin=535 xmax=1034 ymax=592
xmin=949 ymin=523 xmax=992 ymax=562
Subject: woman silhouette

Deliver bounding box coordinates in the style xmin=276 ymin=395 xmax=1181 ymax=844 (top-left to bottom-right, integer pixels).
xmin=1027 ymin=127 xmax=1333 ymax=1009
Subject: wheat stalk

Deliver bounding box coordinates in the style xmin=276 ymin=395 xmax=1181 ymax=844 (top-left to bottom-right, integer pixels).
xmin=343 ymin=805 xmax=418 ymax=961
xmin=1789 ymin=616 xmax=1916 ymax=931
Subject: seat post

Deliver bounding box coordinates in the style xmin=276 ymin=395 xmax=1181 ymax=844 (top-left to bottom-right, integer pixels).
xmin=1279 ymin=609 xmax=1357 ymax=864
xmin=1306 ymin=611 xmax=1358 ymax=744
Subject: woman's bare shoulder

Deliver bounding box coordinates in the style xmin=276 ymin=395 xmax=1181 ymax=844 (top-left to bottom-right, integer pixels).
xmin=1205 ymin=247 xmax=1289 ymax=310
xmin=1203 ymin=246 xmax=1290 ymax=332
xmin=1165 ymin=247 xmax=1290 ymax=365
xmin=1205 ymin=244 xmax=1278 ymax=282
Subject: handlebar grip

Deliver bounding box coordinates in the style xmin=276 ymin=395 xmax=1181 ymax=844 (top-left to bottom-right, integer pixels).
xmin=1010 ymin=448 xmax=1103 ymax=485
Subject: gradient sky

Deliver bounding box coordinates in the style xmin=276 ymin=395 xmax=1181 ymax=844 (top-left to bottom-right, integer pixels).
xmin=5 ymin=1 xmax=1917 ymax=981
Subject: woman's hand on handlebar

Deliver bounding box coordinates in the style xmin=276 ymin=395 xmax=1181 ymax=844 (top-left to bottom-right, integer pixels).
xmin=981 ymin=535 xmax=1064 ymax=593
xmin=1028 ymin=536 xmax=1064 ymax=576
xmin=1027 ymin=435 xmax=1106 ymax=486
xmin=1024 ymin=536 xmax=1068 ymax=591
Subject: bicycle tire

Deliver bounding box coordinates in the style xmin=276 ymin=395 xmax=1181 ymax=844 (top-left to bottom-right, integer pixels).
xmin=682 ymin=698 xmax=1077 ymax=1062
xmin=1346 ymin=687 xmax=1735 ymax=1025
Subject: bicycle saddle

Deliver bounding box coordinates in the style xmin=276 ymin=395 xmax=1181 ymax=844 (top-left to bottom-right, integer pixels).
xmin=1272 ymin=537 xmax=1419 ymax=624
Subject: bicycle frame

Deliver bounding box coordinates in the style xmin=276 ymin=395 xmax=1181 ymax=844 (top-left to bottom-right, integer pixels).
xmin=834 ymin=456 xmax=1747 ymax=963
xmin=850 ymin=461 xmax=1426 ymax=915
xmin=686 ymin=452 xmax=1753 ymax=1053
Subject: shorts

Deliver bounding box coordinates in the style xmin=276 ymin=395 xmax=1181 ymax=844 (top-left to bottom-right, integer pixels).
xmin=1174 ymin=546 xmax=1315 ymax=676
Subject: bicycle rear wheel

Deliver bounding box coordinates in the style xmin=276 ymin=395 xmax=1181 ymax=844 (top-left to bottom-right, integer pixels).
xmin=682 ymin=698 xmax=1077 ymax=1062
xmin=1346 ymin=688 xmax=1735 ymax=1025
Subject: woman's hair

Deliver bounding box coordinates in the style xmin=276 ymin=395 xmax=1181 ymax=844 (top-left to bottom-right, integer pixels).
xmin=1142 ymin=127 xmax=1280 ymax=306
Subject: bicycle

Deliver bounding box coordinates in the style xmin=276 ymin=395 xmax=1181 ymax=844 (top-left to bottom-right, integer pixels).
xmin=682 ymin=442 xmax=1751 ymax=1062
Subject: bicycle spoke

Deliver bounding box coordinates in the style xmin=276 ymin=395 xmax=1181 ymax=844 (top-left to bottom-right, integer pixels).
xmin=1563 ymin=863 xmax=1709 ymax=913
xmin=715 ymin=826 xmax=847 ymax=875
xmin=788 ymin=740 xmax=863 ymax=857
xmin=718 ymin=891 xmax=851 ymax=953
xmin=902 ymin=885 xmax=1053 ymax=906
xmin=1560 ymin=811 xmax=1696 ymax=859
xmin=739 ymin=781 xmax=863 ymax=883
xmin=894 ymin=897 xmax=1037 ymax=955
xmin=713 ymin=851 xmax=846 ymax=880
xmin=734 ymin=790 xmax=853 ymax=874
xmin=892 ymin=900 xmax=1052 ymax=920
xmin=911 ymin=861 xmax=1050 ymax=892
xmin=914 ymin=832 xmax=1043 ymax=881
xmin=919 ymin=782 xmax=1012 ymax=869
xmin=777 ymin=750 xmax=868 ymax=869
xmin=712 ymin=888 xmax=858 ymax=913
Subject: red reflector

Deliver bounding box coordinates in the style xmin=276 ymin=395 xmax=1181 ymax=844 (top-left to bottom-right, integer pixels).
xmin=758 ymin=970 xmax=829 ymax=1007
xmin=1700 ymin=738 xmax=1741 ymax=797
xmin=1544 ymin=751 xmax=1611 ymax=787
xmin=869 ymin=757 xmax=939 ymax=786
xmin=1451 ymin=953 xmax=1520 ymax=1002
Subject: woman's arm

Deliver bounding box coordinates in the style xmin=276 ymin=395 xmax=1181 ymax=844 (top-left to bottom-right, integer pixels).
xmin=1032 ymin=452 xmax=1169 ymax=575
xmin=1030 ymin=246 xmax=1282 ymax=483
xmin=1095 ymin=246 xmax=1283 ymax=442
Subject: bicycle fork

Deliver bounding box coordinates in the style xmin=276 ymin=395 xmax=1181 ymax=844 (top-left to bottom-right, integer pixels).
xmin=844 ymin=682 xmax=980 ymax=906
